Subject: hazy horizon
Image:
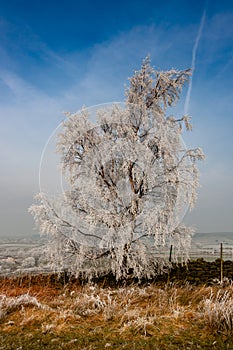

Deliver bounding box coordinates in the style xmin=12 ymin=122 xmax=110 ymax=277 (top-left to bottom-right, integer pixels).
xmin=1 ymin=231 xmax=233 ymax=241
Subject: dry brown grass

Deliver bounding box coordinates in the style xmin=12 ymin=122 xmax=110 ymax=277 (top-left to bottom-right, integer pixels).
xmin=1 ymin=276 xmax=233 ymax=349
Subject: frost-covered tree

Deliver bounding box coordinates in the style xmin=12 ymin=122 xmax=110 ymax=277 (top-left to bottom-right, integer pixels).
xmin=30 ymin=57 xmax=204 ymax=280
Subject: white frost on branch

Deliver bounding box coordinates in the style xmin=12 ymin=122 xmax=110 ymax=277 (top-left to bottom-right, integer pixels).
xmin=29 ymin=57 xmax=204 ymax=280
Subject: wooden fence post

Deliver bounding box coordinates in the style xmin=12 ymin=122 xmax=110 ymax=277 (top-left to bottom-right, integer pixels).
xmin=169 ymin=245 xmax=173 ymax=263
xmin=220 ymin=243 xmax=223 ymax=283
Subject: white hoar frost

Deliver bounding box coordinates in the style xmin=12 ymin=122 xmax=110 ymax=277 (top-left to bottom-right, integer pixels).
xmin=30 ymin=57 xmax=204 ymax=280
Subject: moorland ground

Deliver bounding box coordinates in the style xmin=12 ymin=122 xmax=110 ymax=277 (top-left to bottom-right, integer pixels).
xmin=1 ymin=275 xmax=233 ymax=349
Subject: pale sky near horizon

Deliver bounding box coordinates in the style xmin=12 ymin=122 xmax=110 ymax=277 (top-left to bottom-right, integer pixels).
xmin=0 ymin=0 xmax=233 ymax=237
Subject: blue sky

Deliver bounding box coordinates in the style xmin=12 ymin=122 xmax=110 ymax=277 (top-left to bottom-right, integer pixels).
xmin=0 ymin=0 xmax=232 ymax=236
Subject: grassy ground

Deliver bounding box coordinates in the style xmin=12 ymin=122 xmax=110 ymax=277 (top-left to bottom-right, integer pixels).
xmin=1 ymin=275 xmax=233 ymax=349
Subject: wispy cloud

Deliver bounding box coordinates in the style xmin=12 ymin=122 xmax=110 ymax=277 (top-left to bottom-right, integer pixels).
xmin=184 ymin=10 xmax=206 ymax=115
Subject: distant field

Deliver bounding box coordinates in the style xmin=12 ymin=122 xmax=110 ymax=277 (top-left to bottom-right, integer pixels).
xmin=192 ymin=232 xmax=233 ymax=247
xmin=0 ymin=232 xmax=233 ymax=276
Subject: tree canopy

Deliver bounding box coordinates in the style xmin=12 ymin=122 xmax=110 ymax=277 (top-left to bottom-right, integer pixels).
xmin=30 ymin=57 xmax=204 ymax=280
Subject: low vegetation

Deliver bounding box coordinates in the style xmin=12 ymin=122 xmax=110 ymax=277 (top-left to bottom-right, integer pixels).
xmin=1 ymin=275 xmax=233 ymax=349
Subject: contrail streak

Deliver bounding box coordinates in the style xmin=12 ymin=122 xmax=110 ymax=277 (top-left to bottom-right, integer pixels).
xmin=184 ymin=10 xmax=206 ymax=115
